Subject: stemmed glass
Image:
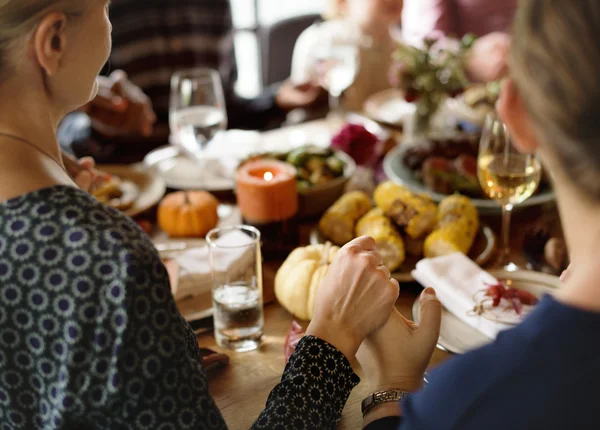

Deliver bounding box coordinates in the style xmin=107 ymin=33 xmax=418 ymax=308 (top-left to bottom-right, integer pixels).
xmin=477 ymin=112 xmax=542 ymax=271
xmin=170 ymin=68 xmax=227 ymax=184
xmin=312 ymin=26 xmax=359 ymax=121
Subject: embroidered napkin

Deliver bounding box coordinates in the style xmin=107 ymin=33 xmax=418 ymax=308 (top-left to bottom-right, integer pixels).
xmin=412 ymin=253 xmax=514 ymax=339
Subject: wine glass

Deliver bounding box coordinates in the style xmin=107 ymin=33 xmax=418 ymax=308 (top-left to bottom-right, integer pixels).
xmin=312 ymin=27 xmax=359 ymax=120
xmin=477 ymin=112 xmax=542 ymax=271
xmin=170 ymin=68 xmax=227 ymax=178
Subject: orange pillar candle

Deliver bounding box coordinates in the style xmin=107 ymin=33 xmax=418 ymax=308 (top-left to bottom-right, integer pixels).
xmin=236 ymin=160 xmax=299 ymax=224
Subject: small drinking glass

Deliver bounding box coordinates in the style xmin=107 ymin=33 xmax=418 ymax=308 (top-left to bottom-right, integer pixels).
xmin=207 ymin=226 xmax=263 ymax=352
xmin=169 ymin=68 xmax=227 ymax=184
xmin=477 ymin=112 xmax=542 ymax=271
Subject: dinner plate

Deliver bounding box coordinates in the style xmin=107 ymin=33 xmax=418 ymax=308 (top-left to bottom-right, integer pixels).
xmin=98 ymin=164 xmax=166 ymax=218
xmin=309 ymin=224 xmax=496 ymax=282
xmin=383 ymin=144 xmax=556 ymax=214
xmin=363 ymin=89 xmax=416 ymax=128
xmin=412 ymin=270 xmax=560 ymax=354
xmin=144 ymin=130 xmax=262 ymax=191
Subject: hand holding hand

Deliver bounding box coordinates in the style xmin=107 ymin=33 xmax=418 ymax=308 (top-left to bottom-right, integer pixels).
xmin=86 ymin=70 xmax=156 ymax=137
xmin=466 ymin=32 xmax=511 ymax=83
xmin=306 ymin=236 xmax=400 ymax=360
xmin=357 ymin=288 xmax=442 ymax=393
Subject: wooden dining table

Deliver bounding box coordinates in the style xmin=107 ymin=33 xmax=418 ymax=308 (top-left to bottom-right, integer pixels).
xmin=148 ymin=120 xmax=562 ymax=429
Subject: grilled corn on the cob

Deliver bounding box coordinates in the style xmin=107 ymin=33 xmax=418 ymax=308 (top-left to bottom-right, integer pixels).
xmin=356 ymin=209 xmax=405 ymax=271
xmin=373 ymin=181 xmax=437 ymax=239
xmin=319 ymin=191 xmax=373 ymax=245
xmin=424 ymin=194 xmax=479 ymax=257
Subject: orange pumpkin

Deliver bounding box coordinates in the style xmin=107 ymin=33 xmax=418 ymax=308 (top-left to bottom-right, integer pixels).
xmin=158 ymin=191 xmax=219 ymax=238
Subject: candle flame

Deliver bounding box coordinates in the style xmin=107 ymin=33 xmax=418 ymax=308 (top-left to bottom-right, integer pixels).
xmin=263 ymin=171 xmax=274 ymax=181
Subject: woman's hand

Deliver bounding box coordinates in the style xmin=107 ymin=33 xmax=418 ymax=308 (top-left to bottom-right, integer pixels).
xmin=62 ymin=152 xmax=109 ymax=191
xmin=306 ymin=236 xmax=400 ymax=361
xmin=357 ymin=288 xmax=442 ymax=393
xmin=84 ymin=70 xmax=156 ymax=137
xmin=466 ymin=32 xmax=511 ymax=82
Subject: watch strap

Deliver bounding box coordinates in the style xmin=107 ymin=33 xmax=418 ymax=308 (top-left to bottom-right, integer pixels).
xmin=361 ymin=389 xmax=407 ymax=417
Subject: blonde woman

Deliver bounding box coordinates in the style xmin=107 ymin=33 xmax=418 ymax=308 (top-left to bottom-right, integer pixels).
xmin=0 ymin=1 xmax=408 ymax=428
xmin=357 ymin=0 xmax=600 ymax=428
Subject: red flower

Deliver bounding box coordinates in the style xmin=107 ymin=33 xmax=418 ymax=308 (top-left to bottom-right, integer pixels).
xmin=331 ymin=124 xmax=383 ymax=167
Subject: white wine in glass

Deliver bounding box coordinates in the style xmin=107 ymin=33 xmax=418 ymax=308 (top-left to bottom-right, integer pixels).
xmin=477 ymin=113 xmax=542 ymax=271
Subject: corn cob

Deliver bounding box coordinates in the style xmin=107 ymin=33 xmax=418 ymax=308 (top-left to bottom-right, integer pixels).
xmin=437 ymin=194 xmax=479 ymax=230
xmin=319 ymin=191 xmax=373 ymax=245
xmin=373 ymin=181 xmax=437 ymax=239
xmin=424 ymin=194 xmax=479 ymax=258
xmin=356 ymin=209 xmax=405 ymax=271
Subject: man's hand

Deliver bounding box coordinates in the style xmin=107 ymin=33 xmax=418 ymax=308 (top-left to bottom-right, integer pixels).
xmin=62 ymin=151 xmax=109 ymax=192
xmin=84 ymin=70 xmax=156 ymax=137
xmin=275 ymin=80 xmax=327 ymax=111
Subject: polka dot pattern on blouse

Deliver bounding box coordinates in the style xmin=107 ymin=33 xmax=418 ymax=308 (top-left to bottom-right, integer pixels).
xmin=0 ymin=185 xmax=359 ymax=429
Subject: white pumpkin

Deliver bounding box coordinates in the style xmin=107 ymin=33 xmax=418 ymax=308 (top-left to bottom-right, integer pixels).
xmin=275 ymin=243 xmax=339 ymax=320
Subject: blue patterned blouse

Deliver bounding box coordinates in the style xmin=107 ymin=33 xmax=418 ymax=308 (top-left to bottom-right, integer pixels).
xmin=0 ymin=185 xmax=359 ymax=429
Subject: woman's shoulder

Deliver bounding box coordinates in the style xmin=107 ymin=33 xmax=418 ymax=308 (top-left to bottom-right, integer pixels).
xmin=0 ymin=184 xmax=160 ymax=274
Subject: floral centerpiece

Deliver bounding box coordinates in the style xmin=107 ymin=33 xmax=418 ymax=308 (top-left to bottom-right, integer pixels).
xmin=390 ymin=34 xmax=476 ymax=134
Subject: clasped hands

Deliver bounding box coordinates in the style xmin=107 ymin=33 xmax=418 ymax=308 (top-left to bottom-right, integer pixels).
xmin=306 ymin=236 xmax=442 ymax=403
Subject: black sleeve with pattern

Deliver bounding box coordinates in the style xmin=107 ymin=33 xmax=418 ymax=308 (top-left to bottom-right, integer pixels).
xmin=251 ymin=336 xmax=360 ymax=430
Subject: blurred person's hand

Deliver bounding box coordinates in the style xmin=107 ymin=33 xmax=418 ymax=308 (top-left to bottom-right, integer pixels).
xmin=357 ymin=288 xmax=442 ymax=394
xmin=275 ymin=80 xmax=327 ymax=111
xmin=466 ymin=32 xmax=511 ymax=82
xmin=62 ymin=151 xmax=109 ymax=192
xmin=306 ymin=236 xmax=400 ymax=360
xmin=84 ymin=70 xmax=156 ymax=137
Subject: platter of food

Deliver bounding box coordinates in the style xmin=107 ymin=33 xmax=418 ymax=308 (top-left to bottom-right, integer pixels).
xmin=412 ymin=270 xmax=560 ymax=354
xmin=94 ymin=164 xmax=166 ymax=217
xmin=310 ymin=182 xmax=495 ymax=281
xmin=383 ymin=137 xmax=555 ymax=213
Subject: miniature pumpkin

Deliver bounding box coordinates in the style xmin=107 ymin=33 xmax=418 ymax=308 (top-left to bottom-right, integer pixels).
xmin=158 ymin=191 xmax=219 ymax=238
xmin=275 ymin=243 xmax=339 ymax=320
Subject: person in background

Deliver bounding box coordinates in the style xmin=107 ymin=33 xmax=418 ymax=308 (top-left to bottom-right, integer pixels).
xmin=60 ymin=0 xmax=323 ymax=163
xmin=356 ymin=0 xmax=600 ymax=428
xmin=292 ymin=0 xmax=404 ymax=112
xmin=402 ymin=0 xmax=517 ymax=46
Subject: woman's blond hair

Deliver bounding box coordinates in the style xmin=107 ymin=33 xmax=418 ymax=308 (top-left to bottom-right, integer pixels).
xmin=0 ymin=0 xmax=92 ymax=78
xmin=511 ymin=0 xmax=600 ymax=200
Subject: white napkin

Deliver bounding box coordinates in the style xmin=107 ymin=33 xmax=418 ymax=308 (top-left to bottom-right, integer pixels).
xmin=412 ymin=253 xmax=514 ymax=339
xmin=171 ymin=230 xmax=255 ymax=300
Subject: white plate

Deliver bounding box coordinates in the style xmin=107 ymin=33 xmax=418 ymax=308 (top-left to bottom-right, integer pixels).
xmin=145 ymin=130 xmax=262 ymax=191
xmin=364 ymin=89 xmax=416 ymax=127
xmin=412 ymin=270 xmax=560 ymax=354
xmin=98 ymin=164 xmax=166 ymax=217
xmin=383 ymin=144 xmax=555 ymax=214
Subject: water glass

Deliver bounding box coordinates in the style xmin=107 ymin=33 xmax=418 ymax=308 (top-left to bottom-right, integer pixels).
xmin=169 ymin=68 xmax=227 ymax=164
xmin=207 ymin=226 xmax=263 ymax=352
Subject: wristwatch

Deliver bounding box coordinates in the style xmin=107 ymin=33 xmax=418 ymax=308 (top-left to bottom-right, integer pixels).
xmin=361 ymin=390 xmax=408 ymax=417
